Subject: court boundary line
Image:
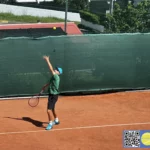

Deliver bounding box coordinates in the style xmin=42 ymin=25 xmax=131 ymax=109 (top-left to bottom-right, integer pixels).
xmin=0 ymin=96 xmax=48 ymax=100
xmin=0 ymin=122 xmax=150 ymax=135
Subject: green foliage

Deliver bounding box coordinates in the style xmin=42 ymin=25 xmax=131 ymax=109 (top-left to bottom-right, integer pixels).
xmin=53 ymin=0 xmax=66 ymax=5
xmin=70 ymin=0 xmax=89 ymax=10
xmin=80 ymin=10 xmax=100 ymax=24
xmin=0 ymin=12 xmax=65 ymax=23
xmin=79 ymin=0 xmax=150 ymax=33
xmin=103 ymin=0 xmax=150 ymax=33
xmin=53 ymin=0 xmax=89 ymax=10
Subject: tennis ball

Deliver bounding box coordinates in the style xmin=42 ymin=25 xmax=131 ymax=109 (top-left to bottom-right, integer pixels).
xmin=53 ymin=27 xmax=56 ymax=30
xmin=141 ymin=132 xmax=150 ymax=146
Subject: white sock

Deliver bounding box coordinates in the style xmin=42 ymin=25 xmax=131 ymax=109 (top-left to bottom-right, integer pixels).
xmin=49 ymin=121 xmax=53 ymax=125
xmin=55 ymin=118 xmax=59 ymax=122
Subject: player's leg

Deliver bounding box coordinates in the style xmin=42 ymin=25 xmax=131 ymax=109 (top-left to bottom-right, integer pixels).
xmin=46 ymin=95 xmax=54 ymax=130
xmin=52 ymin=108 xmax=57 ymax=118
xmin=52 ymin=95 xmax=60 ymax=125
xmin=47 ymin=109 xmax=53 ymax=123
xmin=52 ymin=109 xmax=60 ymax=125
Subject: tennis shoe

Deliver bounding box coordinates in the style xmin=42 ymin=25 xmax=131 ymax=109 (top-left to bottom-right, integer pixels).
xmin=53 ymin=120 xmax=60 ymax=125
xmin=46 ymin=123 xmax=53 ymax=130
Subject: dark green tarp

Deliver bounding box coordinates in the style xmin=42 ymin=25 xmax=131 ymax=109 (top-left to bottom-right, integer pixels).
xmin=0 ymin=33 xmax=150 ymax=97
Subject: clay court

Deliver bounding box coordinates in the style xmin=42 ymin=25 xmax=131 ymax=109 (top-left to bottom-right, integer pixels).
xmin=0 ymin=91 xmax=150 ymax=150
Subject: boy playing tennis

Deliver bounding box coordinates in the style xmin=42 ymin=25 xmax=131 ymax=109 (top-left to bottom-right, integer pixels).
xmin=43 ymin=56 xmax=63 ymax=130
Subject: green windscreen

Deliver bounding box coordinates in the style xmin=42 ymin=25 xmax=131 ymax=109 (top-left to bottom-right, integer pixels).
xmin=0 ymin=33 xmax=150 ymax=97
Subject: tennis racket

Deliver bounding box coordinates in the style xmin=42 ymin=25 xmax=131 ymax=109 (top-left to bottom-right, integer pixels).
xmin=28 ymin=83 xmax=49 ymax=107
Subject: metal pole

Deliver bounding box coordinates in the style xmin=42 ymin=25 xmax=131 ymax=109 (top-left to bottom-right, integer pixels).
xmin=64 ymin=0 xmax=68 ymax=33
xmin=110 ymin=0 xmax=113 ymax=14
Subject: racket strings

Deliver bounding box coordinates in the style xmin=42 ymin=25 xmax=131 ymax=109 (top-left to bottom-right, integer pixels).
xmin=28 ymin=83 xmax=49 ymax=107
xmin=28 ymin=96 xmax=39 ymax=107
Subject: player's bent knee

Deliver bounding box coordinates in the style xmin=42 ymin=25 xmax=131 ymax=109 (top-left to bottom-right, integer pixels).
xmin=47 ymin=109 xmax=52 ymax=113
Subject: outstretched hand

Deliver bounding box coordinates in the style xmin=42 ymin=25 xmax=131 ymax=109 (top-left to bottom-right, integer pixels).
xmin=43 ymin=55 xmax=54 ymax=74
xmin=43 ymin=56 xmax=49 ymax=61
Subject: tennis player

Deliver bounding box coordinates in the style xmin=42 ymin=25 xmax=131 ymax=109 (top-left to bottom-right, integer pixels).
xmin=43 ymin=56 xmax=63 ymax=130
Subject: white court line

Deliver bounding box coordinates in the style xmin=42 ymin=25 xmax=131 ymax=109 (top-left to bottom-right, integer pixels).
xmin=0 ymin=96 xmax=48 ymax=100
xmin=0 ymin=122 xmax=150 ymax=135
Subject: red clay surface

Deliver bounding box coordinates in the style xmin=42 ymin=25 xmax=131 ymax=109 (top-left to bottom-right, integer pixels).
xmin=0 ymin=91 xmax=150 ymax=150
xmin=0 ymin=22 xmax=82 ymax=35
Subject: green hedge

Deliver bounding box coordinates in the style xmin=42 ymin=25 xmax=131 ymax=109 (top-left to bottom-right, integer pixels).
xmin=0 ymin=12 xmax=65 ymax=23
xmin=80 ymin=10 xmax=100 ymax=24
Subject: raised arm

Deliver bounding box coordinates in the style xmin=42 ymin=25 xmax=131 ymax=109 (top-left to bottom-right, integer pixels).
xmin=43 ymin=56 xmax=55 ymax=75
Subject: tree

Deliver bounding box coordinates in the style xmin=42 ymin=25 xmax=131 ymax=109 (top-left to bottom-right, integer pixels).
xmin=103 ymin=0 xmax=150 ymax=33
xmin=70 ymin=0 xmax=89 ymax=10
xmin=53 ymin=0 xmax=66 ymax=6
xmin=53 ymin=0 xmax=89 ymax=10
